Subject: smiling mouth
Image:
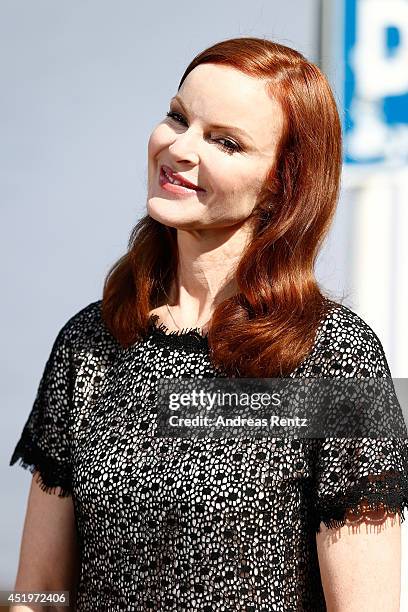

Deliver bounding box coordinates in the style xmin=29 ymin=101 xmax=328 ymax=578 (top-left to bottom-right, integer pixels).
xmin=159 ymin=167 xmax=205 ymax=195
xmin=160 ymin=165 xmax=205 ymax=190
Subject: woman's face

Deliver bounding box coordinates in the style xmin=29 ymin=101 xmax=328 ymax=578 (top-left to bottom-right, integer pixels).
xmin=147 ymin=63 xmax=284 ymax=232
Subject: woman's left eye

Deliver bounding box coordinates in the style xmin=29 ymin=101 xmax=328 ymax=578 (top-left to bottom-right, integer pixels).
xmin=165 ymin=111 xmax=242 ymax=154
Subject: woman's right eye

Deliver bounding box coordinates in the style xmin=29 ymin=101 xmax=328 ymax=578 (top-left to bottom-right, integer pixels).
xmin=166 ymin=111 xmax=187 ymax=125
xmin=165 ymin=110 xmax=242 ymax=154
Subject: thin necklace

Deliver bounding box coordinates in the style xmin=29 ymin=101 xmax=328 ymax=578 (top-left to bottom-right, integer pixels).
xmin=165 ymin=303 xmax=204 ymax=330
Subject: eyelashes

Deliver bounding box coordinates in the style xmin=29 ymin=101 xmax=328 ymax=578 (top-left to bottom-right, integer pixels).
xmin=165 ymin=111 xmax=242 ymax=154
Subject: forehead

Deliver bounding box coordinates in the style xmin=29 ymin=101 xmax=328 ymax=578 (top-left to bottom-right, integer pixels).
xmin=177 ymin=63 xmax=283 ymax=151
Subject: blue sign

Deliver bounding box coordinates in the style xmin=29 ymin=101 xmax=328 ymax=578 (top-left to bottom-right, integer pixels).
xmin=344 ymin=0 xmax=408 ymax=166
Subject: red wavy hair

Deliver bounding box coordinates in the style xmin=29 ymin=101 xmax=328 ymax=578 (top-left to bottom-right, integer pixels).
xmin=101 ymin=37 xmax=342 ymax=376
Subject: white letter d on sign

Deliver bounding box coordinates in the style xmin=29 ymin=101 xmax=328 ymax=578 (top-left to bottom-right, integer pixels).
xmin=353 ymin=0 xmax=408 ymax=100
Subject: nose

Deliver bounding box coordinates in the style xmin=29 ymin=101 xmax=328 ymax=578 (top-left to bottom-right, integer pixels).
xmin=168 ymin=130 xmax=200 ymax=165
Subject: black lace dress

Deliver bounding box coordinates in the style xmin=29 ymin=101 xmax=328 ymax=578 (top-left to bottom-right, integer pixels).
xmin=9 ymin=300 xmax=408 ymax=611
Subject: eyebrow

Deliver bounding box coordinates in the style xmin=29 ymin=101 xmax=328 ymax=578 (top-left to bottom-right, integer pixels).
xmin=170 ymin=95 xmax=256 ymax=145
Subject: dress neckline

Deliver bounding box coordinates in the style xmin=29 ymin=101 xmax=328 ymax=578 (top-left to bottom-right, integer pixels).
xmin=147 ymin=314 xmax=209 ymax=349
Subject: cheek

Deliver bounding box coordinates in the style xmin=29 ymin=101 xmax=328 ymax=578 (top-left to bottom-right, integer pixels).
xmin=207 ymin=160 xmax=244 ymax=195
xmin=148 ymin=125 xmax=168 ymax=160
xmin=212 ymin=165 xmax=260 ymax=202
xmin=147 ymin=127 xmax=168 ymax=187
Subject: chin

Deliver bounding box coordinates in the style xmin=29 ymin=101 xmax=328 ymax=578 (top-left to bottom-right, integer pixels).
xmin=146 ymin=199 xmax=200 ymax=229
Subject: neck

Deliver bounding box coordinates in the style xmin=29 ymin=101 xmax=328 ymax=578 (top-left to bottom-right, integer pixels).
xmin=166 ymin=223 xmax=252 ymax=327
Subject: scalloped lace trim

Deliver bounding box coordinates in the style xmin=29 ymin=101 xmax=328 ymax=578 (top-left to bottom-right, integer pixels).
xmin=9 ymin=433 xmax=72 ymax=497
xmin=147 ymin=314 xmax=209 ymax=350
xmin=312 ymin=472 xmax=408 ymax=533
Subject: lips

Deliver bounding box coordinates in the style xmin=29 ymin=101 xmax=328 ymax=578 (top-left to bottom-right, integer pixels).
xmin=160 ymin=164 xmax=204 ymax=191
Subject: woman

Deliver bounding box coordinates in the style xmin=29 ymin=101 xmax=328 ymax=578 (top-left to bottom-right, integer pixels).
xmin=10 ymin=37 xmax=408 ymax=611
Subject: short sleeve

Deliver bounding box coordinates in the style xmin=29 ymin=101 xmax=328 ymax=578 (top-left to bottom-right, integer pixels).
xmin=309 ymin=305 xmax=408 ymax=533
xmin=9 ymin=324 xmax=74 ymax=497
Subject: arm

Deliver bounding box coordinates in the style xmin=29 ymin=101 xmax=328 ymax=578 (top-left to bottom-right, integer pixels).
xmin=10 ymin=472 xmax=80 ymax=612
xmin=316 ymin=504 xmax=401 ymax=612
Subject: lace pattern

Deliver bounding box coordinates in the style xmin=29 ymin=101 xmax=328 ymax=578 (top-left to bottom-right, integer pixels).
xmin=9 ymin=299 xmax=408 ymax=611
